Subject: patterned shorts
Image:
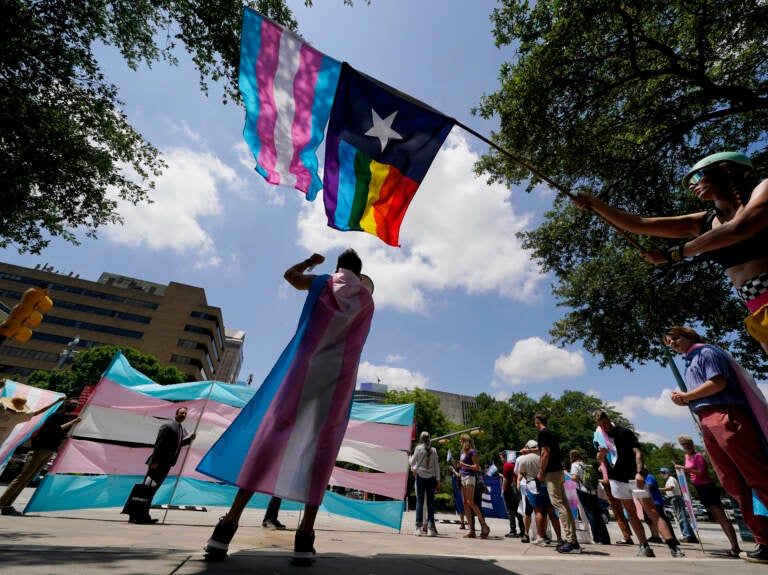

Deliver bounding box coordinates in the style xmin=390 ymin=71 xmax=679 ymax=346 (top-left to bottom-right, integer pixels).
xmin=737 ymin=272 xmax=768 ymax=302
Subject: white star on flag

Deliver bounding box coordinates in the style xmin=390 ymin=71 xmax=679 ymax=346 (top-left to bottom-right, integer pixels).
xmin=365 ymin=109 xmax=403 ymax=152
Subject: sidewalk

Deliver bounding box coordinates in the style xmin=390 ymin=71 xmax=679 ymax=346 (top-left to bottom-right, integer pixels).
xmin=0 ymin=488 xmax=763 ymax=574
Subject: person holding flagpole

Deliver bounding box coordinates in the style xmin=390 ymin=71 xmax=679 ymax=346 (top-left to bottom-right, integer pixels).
xmin=572 ymin=152 xmax=768 ymax=356
xmin=665 ymin=325 xmax=768 ymax=563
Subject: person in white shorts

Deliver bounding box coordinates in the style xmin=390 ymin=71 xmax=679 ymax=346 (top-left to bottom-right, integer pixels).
xmin=593 ymin=410 xmax=685 ymax=558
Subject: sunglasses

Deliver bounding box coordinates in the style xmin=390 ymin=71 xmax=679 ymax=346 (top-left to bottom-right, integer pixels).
xmin=680 ymin=442 xmax=693 ymax=446
xmin=689 ymin=170 xmax=708 ymax=186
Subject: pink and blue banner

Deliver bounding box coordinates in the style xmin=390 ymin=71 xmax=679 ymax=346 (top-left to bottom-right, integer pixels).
xmin=0 ymin=381 xmax=64 ymax=473
xmin=25 ymin=351 xmax=414 ymax=530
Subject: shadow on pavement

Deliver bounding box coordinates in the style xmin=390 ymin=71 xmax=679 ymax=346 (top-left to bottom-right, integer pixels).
xmin=185 ymin=551 xmax=525 ymax=575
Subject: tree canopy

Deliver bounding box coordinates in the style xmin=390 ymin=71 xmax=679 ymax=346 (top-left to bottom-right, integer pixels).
xmin=27 ymin=345 xmax=189 ymax=397
xmin=477 ymin=0 xmax=768 ymax=375
xmin=0 ymin=0 xmax=298 ymax=255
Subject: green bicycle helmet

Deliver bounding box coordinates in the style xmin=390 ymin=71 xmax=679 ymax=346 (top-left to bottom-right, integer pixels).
xmin=682 ymin=151 xmax=753 ymax=188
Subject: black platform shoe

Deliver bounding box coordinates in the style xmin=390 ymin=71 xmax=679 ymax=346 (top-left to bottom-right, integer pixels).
xmin=204 ymin=517 xmax=238 ymax=560
xmin=291 ymin=529 xmax=316 ymax=566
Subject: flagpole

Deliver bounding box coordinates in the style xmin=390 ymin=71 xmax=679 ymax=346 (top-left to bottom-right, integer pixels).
xmin=161 ymin=380 xmax=215 ymax=524
xmin=453 ymin=120 xmax=646 ymax=252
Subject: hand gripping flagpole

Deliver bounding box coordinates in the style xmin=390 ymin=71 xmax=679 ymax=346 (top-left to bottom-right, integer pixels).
xmin=453 ymin=120 xmax=646 ymax=253
xmin=161 ymin=380 xmax=215 ymax=524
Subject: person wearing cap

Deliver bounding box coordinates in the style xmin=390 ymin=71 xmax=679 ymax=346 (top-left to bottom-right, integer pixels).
xmin=0 ymin=382 xmax=65 ymax=448
xmin=659 ymin=467 xmax=697 ymax=543
xmin=0 ymin=399 xmax=81 ymax=516
xmin=409 ymin=431 xmax=440 ymax=537
xmin=572 ymin=151 xmax=768 ymax=355
xmin=515 ymin=439 xmax=562 ymax=546
xmin=666 ymin=325 xmax=768 ymax=563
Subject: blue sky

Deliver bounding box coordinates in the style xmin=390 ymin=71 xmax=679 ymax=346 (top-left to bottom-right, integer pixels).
xmin=1 ymin=0 xmax=728 ymax=446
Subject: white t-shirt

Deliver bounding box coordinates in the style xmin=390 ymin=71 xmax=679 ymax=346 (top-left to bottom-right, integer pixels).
xmin=665 ymin=476 xmax=681 ymax=497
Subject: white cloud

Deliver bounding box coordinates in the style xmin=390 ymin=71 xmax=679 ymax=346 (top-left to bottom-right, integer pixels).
xmin=610 ymin=388 xmax=689 ymax=420
xmin=493 ymin=337 xmax=586 ymax=385
xmin=493 ymin=390 xmax=511 ymax=402
xmin=106 ymin=148 xmax=243 ymax=268
xmin=385 ymin=354 xmax=405 ymax=363
xmin=357 ymin=361 xmax=429 ymax=389
xmin=294 ymin=132 xmax=544 ymax=312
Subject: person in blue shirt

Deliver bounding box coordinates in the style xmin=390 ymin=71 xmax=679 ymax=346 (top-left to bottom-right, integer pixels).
xmin=644 ymin=470 xmax=679 ymax=546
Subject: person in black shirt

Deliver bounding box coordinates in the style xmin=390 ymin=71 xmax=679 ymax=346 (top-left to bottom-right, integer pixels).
xmin=593 ymin=410 xmax=684 ymax=558
xmin=534 ymin=413 xmax=580 ymax=554
xmin=0 ymin=399 xmax=81 ymax=515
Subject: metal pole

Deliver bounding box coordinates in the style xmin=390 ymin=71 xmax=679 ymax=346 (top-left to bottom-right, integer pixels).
xmin=161 ymin=380 xmax=215 ymax=524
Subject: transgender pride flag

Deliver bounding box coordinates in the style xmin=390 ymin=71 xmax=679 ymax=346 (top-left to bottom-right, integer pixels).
xmin=239 ymin=8 xmax=341 ymax=199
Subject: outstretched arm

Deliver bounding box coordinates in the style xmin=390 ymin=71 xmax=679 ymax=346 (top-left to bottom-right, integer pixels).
xmin=573 ymin=192 xmax=706 ymax=239
xmin=284 ymin=254 xmax=325 ymax=291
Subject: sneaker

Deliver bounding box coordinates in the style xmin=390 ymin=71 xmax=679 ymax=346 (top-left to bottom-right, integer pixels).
xmin=682 ymin=536 xmax=699 ymax=544
xmin=0 ymin=507 xmax=22 ymax=516
xmin=544 ymin=537 xmax=552 ymax=545
xmin=670 ymin=546 xmax=686 ymax=558
xmin=556 ymin=542 xmax=582 ymax=554
xmin=636 ymin=543 xmax=656 ymax=558
xmin=505 ymin=530 xmax=518 ymax=538
xmin=520 ymin=534 xmax=530 ymax=543
xmin=459 ymin=522 xmax=466 ymax=530
xmin=532 ymin=538 xmax=550 ymax=546
xmin=647 ymin=536 xmax=663 ymax=543
xmin=413 ymin=528 xmax=423 ymax=536
xmin=614 ymin=538 xmax=634 ymax=545
xmin=742 ymin=545 xmax=768 ymax=564
xmin=428 ymin=527 xmax=438 ymax=537
xmin=262 ymin=518 xmax=286 ymax=530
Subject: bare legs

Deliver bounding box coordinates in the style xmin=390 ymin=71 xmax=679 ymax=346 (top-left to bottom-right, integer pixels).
xmin=461 ymin=482 xmax=487 ymax=536
xmin=709 ymin=505 xmax=740 ymax=552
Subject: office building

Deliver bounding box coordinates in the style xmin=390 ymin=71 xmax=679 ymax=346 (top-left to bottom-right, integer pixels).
xmin=218 ymin=328 xmax=245 ymax=384
xmin=0 ymin=262 xmax=231 ymax=382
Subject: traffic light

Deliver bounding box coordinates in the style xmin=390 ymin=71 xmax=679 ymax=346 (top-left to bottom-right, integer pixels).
xmin=0 ymin=287 xmax=53 ymax=342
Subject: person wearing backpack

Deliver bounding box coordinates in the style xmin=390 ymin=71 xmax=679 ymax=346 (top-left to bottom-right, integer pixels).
xmin=568 ymin=449 xmax=611 ymax=545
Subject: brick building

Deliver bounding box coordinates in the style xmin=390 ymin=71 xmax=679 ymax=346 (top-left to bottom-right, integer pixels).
xmin=0 ymin=262 xmax=237 ymax=382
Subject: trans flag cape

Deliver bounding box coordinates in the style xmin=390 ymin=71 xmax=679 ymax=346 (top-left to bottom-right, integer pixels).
xmin=197 ymin=270 xmax=374 ymax=506
xmin=26 ymin=351 xmax=411 ymax=530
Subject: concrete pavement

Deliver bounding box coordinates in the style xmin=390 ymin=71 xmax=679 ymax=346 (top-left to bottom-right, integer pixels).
xmin=0 ymin=488 xmax=764 ymax=574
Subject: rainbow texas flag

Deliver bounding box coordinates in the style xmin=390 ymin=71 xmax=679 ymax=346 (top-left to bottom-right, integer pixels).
xmin=323 ymin=64 xmax=454 ymax=246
